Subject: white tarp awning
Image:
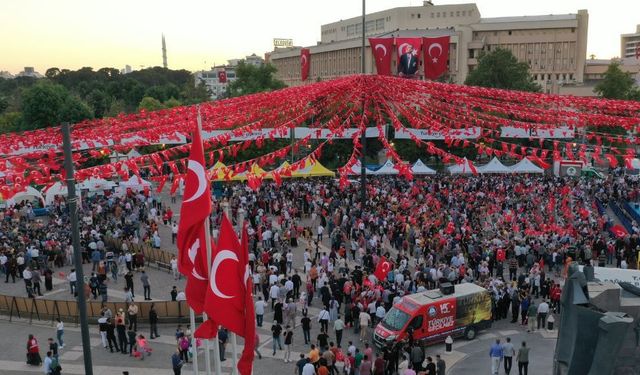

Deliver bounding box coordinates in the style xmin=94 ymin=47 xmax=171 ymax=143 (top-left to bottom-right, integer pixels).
xmin=509 ymin=157 xmax=544 ymax=174
xmin=477 ymin=157 xmax=511 ymax=174
xmin=411 ymin=159 xmax=437 ymax=175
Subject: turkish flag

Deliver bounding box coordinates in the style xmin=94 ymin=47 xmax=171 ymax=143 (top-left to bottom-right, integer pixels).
xmin=369 ymin=37 xmax=393 ymax=75
xmin=218 ymin=70 xmax=227 ymax=83
xmin=197 ymin=213 xmax=245 ymax=338
xmin=301 ymin=48 xmax=310 ymax=81
xmin=611 ymin=224 xmax=627 ymax=238
xmin=176 ymin=119 xmax=212 ymax=318
xmin=237 ymin=222 xmax=256 ymax=375
xmin=374 ymin=256 xmax=393 ymax=281
xmin=423 ymin=36 xmax=450 ymax=80
xmin=395 ymin=37 xmax=421 ymax=77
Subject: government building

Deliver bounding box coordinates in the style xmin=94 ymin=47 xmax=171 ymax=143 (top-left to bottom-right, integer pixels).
xmin=266 ymin=1 xmax=589 ymax=93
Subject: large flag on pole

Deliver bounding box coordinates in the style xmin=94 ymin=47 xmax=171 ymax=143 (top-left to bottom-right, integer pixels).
xmin=176 ymin=116 xmax=212 ymax=315
xmin=198 ymin=214 xmax=255 ymax=375
xmin=369 ymin=37 xmax=393 ymax=75
xmin=423 ymin=36 xmax=450 ymax=80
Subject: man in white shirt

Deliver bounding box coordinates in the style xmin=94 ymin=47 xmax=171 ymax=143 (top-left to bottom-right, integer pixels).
xmin=317 ymin=225 xmax=324 ymax=241
xmin=269 ymin=283 xmax=280 ymax=309
xmin=359 ymin=311 xmax=371 ymax=342
xmin=501 ymin=337 xmax=515 ymax=375
xmin=170 ymin=256 xmax=179 ymax=280
xmin=302 ymin=361 xmax=316 ymax=375
xmin=537 ymin=299 xmax=550 ymax=330
xmin=176 ymin=291 xmax=186 ymax=301
xmin=255 ymin=297 xmax=267 ymax=327
xmin=67 ymin=269 xmax=77 ymax=295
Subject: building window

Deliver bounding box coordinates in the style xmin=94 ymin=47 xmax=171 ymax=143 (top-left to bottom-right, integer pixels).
xmin=436 ymin=12 xmax=440 ymax=17
xmin=462 ymin=10 xmax=466 ymax=16
xmin=456 ymin=11 xmax=460 ymax=16
xmin=430 ymin=12 xmax=434 ymax=18
xmin=508 ymin=30 xmax=512 ymax=35
xmin=376 ymin=18 xmax=384 ymax=30
xmin=443 ymin=12 xmax=446 ymax=17
xmin=417 ymin=13 xmax=421 ymax=18
xmin=450 ymin=11 xmax=454 ymax=17
xmin=571 ymin=28 xmax=575 ymax=33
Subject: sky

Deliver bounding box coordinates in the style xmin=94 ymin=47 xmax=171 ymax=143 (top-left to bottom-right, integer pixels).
xmin=0 ymin=0 xmax=638 ymax=75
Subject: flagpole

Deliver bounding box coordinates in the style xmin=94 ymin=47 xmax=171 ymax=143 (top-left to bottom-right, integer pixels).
xmin=229 ymin=209 xmax=244 ymax=375
xmin=190 ymin=308 xmax=200 ymax=375
xmin=198 ymin=106 xmax=219 ymax=375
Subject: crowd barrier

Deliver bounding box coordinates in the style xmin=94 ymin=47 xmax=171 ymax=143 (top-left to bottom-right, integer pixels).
xmin=0 ymin=241 xmax=191 ymax=325
xmin=0 ymin=294 xmax=191 ymax=325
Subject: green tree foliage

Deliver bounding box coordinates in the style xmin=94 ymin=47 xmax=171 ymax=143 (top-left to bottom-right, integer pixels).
xmin=87 ymin=89 xmax=109 ymax=118
xmin=138 ymin=96 xmax=164 ymax=112
xmin=465 ymin=48 xmax=541 ymax=92
xmin=594 ymin=61 xmax=640 ymax=100
xmin=226 ymin=62 xmax=286 ymax=98
xmin=0 ymin=96 xmax=8 ymax=114
xmin=163 ymin=97 xmax=183 ymax=109
xmin=21 ymin=81 xmax=93 ymax=129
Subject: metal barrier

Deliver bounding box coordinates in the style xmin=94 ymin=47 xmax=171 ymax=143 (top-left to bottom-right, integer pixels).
xmin=0 ymin=295 xmax=190 ymax=325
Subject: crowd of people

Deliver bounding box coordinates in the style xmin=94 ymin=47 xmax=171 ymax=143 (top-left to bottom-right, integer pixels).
xmin=5 ymin=171 xmax=640 ymax=374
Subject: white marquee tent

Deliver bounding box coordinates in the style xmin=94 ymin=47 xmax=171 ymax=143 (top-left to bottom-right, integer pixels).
xmin=44 ymin=181 xmax=67 ymax=206
xmin=477 ymin=157 xmax=511 ymax=174
xmin=411 ymin=159 xmax=437 ymax=175
xmin=77 ymin=177 xmax=117 ymax=192
xmin=119 ymin=176 xmax=151 ymax=191
xmin=347 ymin=160 xmax=376 ymax=175
xmin=448 ymin=158 xmax=477 ymax=174
xmin=509 ymin=157 xmax=544 ymax=174
xmin=369 ymin=160 xmax=400 ymax=175
xmin=8 ymin=186 xmax=45 ymax=206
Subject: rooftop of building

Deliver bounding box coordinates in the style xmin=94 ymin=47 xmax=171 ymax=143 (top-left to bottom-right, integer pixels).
xmin=479 ymin=13 xmax=579 ymax=24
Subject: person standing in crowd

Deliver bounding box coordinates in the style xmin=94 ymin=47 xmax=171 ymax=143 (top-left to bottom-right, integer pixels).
xmin=517 ymin=341 xmax=530 ymax=375
xmin=55 ymin=319 xmax=64 ymax=349
xmin=149 ymin=303 xmax=159 ymax=339
xmin=334 ymin=315 xmax=344 ymax=348
xmin=116 ymin=309 xmax=127 ymax=354
xmin=271 ymin=321 xmax=283 ymax=356
xmin=424 ymin=356 xmax=436 ymax=375
xmin=436 ymin=354 xmax=446 ymax=375
xmin=255 ymin=296 xmax=267 ymax=327
xmin=26 ymin=334 xmax=42 ymax=366
xmin=127 ymin=302 xmax=139 ymax=332
xmin=284 ymin=325 xmax=294 ymax=363
xmin=171 ymin=348 xmax=184 ymax=375
xmin=218 ymin=327 xmax=228 ymax=362
xmin=502 ymin=337 xmax=515 ymax=375
xmin=489 ymin=339 xmax=503 ymax=375
xmin=537 ymin=299 xmax=550 ymax=330
xmin=301 ymin=312 xmax=312 ymax=345
xmin=359 ymin=309 xmax=371 ymax=342
xmin=141 ymin=270 xmax=151 ymax=300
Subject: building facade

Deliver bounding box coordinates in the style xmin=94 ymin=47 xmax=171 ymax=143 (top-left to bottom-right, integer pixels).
xmin=621 ymin=25 xmax=640 ymax=59
xmin=195 ymin=54 xmax=265 ymax=100
xmin=267 ymin=2 xmax=588 ymax=93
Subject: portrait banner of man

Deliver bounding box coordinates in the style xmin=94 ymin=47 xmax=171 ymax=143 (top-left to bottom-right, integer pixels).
xmin=395 ymin=37 xmax=422 ymax=78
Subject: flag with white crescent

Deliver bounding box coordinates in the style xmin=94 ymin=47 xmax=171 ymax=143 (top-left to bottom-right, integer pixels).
xmin=423 ymin=36 xmax=450 ymax=80
xmin=374 ymin=256 xmax=393 ymax=282
xmin=369 ymin=37 xmax=393 ymax=75
xmin=300 ymin=48 xmax=310 ymax=81
xmin=198 ymin=213 xmax=246 ymax=338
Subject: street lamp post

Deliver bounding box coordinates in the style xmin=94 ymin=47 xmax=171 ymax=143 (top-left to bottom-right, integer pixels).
xmin=61 ymin=123 xmax=93 ymax=375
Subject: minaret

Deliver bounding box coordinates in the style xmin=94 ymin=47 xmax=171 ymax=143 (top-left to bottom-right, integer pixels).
xmin=162 ymin=33 xmax=168 ymax=69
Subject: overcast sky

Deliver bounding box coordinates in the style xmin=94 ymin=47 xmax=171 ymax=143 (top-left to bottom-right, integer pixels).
xmin=1 ymin=0 xmax=637 ymax=74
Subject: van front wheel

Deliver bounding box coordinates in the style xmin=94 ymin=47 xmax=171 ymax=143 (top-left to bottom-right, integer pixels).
xmin=464 ymin=326 xmax=477 ymax=340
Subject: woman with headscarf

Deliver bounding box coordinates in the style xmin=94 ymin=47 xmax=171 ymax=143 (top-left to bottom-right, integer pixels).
xmin=26 ymin=334 xmax=42 ymax=365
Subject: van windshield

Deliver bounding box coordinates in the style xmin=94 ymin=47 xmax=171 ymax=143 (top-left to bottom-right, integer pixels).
xmin=381 ymin=307 xmax=410 ymax=331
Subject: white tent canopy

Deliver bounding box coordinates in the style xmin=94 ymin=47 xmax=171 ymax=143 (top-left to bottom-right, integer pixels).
xmin=369 ymin=160 xmax=400 ymax=175
xmin=44 ymin=181 xmax=67 ymax=206
xmin=477 ymin=157 xmax=511 ymax=174
xmin=448 ymin=158 xmax=477 ymax=174
xmin=509 ymin=157 xmax=544 ymax=174
xmin=77 ymin=177 xmax=116 ymax=191
xmin=411 ymin=159 xmax=437 ymax=175
xmin=346 ymin=160 xmax=376 ymax=175
xmin=9 ymin=186 xmax=45 ymax=206
xmin=119 ymin=176 xmax=151 ymax=191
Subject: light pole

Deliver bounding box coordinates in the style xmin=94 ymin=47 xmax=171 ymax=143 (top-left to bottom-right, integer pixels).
xmin=360 ymin=0 xmax=367 ymax=207
xmin=61 ymin=123 xmax=93 ymax=375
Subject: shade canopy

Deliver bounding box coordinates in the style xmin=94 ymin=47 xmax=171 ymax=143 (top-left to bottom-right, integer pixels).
xmin=369 ymin=160 xmax=400 ymax=175
xmin=411 ymin=159 xmax=437 ymax=175
xmin=510 ymin=157 xmax=544 ymax=174
xmin=448 ymin=158 xmax=477 ymax=174
xmin=291 ymin=159 xmax=335 ymax=178
xmin=44 ymin=181 xmax=68 ymax=206
xmin=477 ymin=157 xmax=511 ymax=174
xmin=77 ymin=177 xmax=116 ymax=191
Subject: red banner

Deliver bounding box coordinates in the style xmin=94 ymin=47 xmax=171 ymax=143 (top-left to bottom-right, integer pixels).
xmin=426 ymin=297 xmax=456 ymax=335
xmin=300 ymin=48 xmax=310 ymax=81
xmin=423 ymin=36 xmax=450 ymax=80
xmin=218 ymin=70 xmax=227 ymax=83
xmin=369 ymin=38 xmax=393 ymax=75
xmin=395 ymin=38 xmax=422 ymax=77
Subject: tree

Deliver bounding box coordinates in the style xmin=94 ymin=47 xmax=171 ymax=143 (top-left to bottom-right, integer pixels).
xmin=0 ymin=96 xmax=8 ymax=114
xmin=87 ymin=89 xmax=110 ymax=118
xmin=138 ymin=96 xmax=164 ymax=112
xmin=465 ymin=48 xmax=540 ymax=92
xmin=163 ymin=97 xmax=182 ymax=109
xmin=181 ymin=80 xmax=211 ymax=104
xmin=21 ymin=81 xmax=93 ymax=129
xmin=45 ymin=67 xmax=61 ymax=79
xmin=226 ymin=62 xmax=286 ymax=98
xmin=594 ymin=61 xmax=639 ymax=100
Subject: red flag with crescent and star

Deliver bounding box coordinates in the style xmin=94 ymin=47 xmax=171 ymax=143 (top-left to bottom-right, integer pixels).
xmin=301 ymin=48 xmax=310 ymax=81
xmin=423 ymin=36 xmax=450 ymax=80
xmin=374 ymin=256 xmax=393 ymax=282
xmin=217 ymin=70 xmax=227 ymax=83
xmin=369 ymin=37 xmax=393 ymax=75
xmin=197 ymin=213 xmax=246 ymax=340
xmin=176 ymin=119 xmax=213 ymax=323
xmin=237 ymin=222 xmax=256 ymax=375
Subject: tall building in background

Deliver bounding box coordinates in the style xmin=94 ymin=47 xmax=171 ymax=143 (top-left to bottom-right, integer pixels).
xmin=621 ymin=25 xmax=640 ymax=59
xmin=267 ymin=1 xmax=588 ymax=94
xmin=162 ymin=33 xmax=168 ymax=69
